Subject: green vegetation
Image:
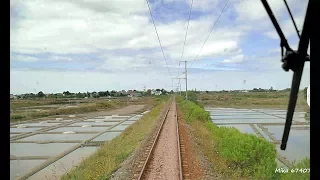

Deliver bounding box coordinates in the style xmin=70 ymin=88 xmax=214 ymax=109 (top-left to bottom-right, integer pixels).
xmin=177 ymin=97 xmax=278 ymax=179
xmin=11 ymin=88 xmax=173 ymax=100
xmin=280 ymin=157 xmax=310 ymax=180
xmin=303 ymin=87 xmax=308 ymax=99
xmin=62 ymin=97 xmax=170 ymax=180
xmin=198 ymin=91 xmax=309 ymax=111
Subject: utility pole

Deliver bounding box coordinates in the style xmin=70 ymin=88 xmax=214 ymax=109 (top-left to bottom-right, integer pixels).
xmin=171 ymin=78 xmax=174 ymax=94
xmin=179 ymin=78 xmax=181 ymax=96
xmin=172 ymin=77 xmax=185 ymax=96
xmin=179 ymin=61 xmax=188 ymax=100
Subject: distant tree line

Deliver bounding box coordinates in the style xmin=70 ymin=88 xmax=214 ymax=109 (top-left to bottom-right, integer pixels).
xmin=199 ymin=87 xmax=308 ymax=94
xmin=251 ymin=87 xmax=277 ymax=92
xmin=12 ymin=88 xmax=172 ymax=99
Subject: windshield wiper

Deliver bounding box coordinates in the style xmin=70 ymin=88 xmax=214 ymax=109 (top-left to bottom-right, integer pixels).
xmin=261 ymin=0 xmax=311 ymax=150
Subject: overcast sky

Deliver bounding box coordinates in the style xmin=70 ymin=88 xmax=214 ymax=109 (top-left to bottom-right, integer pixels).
xmin=10 ymin=0 xmax=310 ymax=94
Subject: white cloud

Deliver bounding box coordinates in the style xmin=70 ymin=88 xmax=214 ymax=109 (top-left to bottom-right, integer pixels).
xmin=233 ymin=0 xmax=307 ymax=33
xmin=161 ymin=0 xmax=220 ymax=11
xmin=187 ymin=68 xmax=309 ymax=90
xmin=98 ymin=55 xmax=149 ymax=70
xmin=10 ymin=69 xmax=172 ymax=94
xmin=10 ymin=0 xmax=247 ymax=57
xmin=51 ymin=56 xmax=73 ymax=61
xmin=222 ymin=54 xmax=244 ymax=64
xmin=10 ymin=0 xmax=310 ymax=94
xmin=264 ymin=15 xmax=304 ymax=40
xmin=189 ymin=0 xmax=220 ymax=12
xmin=10 ymin=67 xmax=310 ymax=94
xmin=11 ymin=54 xmax=39 ymax=62
xmin=10 ymin=0 xmax=149 ymax=54
xmin=235 ymin=0 xmax=284 ymax=21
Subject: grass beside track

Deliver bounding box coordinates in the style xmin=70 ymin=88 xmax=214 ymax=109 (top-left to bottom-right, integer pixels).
xmin=177 ymin=97 xmax=278 ymax=179
xmin=61 ymin=96 xmax=170 ymax=180
xmin=280 ymin=157 xmax=310 ymax=180
xmin=177 ymin=96 xmax=310 ymax=179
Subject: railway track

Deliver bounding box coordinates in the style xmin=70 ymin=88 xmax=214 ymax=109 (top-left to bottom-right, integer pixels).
xmin=131 ymin=97 xmax=188 ymax=180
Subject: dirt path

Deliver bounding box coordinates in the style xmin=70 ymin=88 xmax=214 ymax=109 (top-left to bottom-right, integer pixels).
xmin=143 ymin=101 xmax=180 ymax=180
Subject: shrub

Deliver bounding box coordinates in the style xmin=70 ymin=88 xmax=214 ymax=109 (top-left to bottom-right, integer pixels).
xmin=177 ymin=97 xmax=277 ymax=179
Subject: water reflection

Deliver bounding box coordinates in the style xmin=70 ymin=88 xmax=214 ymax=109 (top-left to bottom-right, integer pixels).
xmin=10 ymin=160 xmax=45 ymax=180
xmin=29 ymin=147 xmax=98 ymax=180
xmin=206 ymin=108 xmax=310 ymax=165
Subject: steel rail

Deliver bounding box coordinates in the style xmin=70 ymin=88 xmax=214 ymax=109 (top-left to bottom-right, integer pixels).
xmin=137 ymin=97 xmax=183 ymax=180
xmin=176 ymin=98 xmax=183 ymax=180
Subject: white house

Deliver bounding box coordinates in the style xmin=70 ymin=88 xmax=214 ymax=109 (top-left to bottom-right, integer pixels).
xmin=10 ymin=94 xmax=17 ymax=100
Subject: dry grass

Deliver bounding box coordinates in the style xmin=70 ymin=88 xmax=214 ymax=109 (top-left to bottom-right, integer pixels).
xmin=10 ymin=101 xmax=124 ymax=122
xmin=10 ymin=98 xmax=84 ymax=109
xmin=61 ymin=97 xmax=169 ymax=180
xmin=198 ymin=91 xmax=309 ymax=111
xmin=10 ymin=97 xmax=155 ymax=122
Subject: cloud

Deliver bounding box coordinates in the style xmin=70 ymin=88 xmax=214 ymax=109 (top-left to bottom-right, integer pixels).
xmin=67 ymin=0 xmax=147 ymax=14
xmin=11 ymin=54 xmax=39 ymax=62
xmin=235 ymin=0 xmax=284 ymax=21
xmin=50 ymin=56 xmax=73 ymax=61
xmin=188 ymin=0 xmax=220 ymax=12
xmin=10 ymin=67 xmax=310 ymax=94
xmin=264 ymin=15 xmax=304 ymax=40
xmin=10 ymin=0 xmax=246 ymax=56
xmin=10 ymin=0 xmax=310 ymax=94
xmin=222 ymin=54 xmax=245 ymax=64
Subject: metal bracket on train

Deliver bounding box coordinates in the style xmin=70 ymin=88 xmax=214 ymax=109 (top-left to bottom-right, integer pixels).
xmin=280 ymin=45 xmax=310 ymax=72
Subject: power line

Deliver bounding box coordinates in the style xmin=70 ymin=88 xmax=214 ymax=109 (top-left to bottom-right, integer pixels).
xmin=180 ymin=0 xmax=194 ymax=61
xmin=145 ymin=0 xmax=172 ymax=77
xmin=189 ymin=0 xmax=230 ymax=69
xmin=283 ymin=0 xmax=300 ymax=39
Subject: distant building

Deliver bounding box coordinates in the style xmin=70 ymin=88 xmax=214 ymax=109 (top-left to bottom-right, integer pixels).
xmin=155 ymin=91 xmax=162 ymax=96
xmin=10 ymin=94 xmax=17 ymax=100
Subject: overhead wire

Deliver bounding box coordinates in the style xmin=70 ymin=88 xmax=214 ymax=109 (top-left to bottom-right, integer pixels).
xmin=193 ymin=0 xmax=300 ymax=72
xmin=173 ymin=0 xmax=194 ymax=86
xmin=283 ymin=0 xmax=300 ymax=39
xmin=180 ymin=0 xmax=194 ymax=61
xmin=196 ymin=14 xmax=243 ymax=70
xmin=145 ymin=0 xmax=172 ymax=77
xmin=188 ymin=0 xmax=230 ymax=69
